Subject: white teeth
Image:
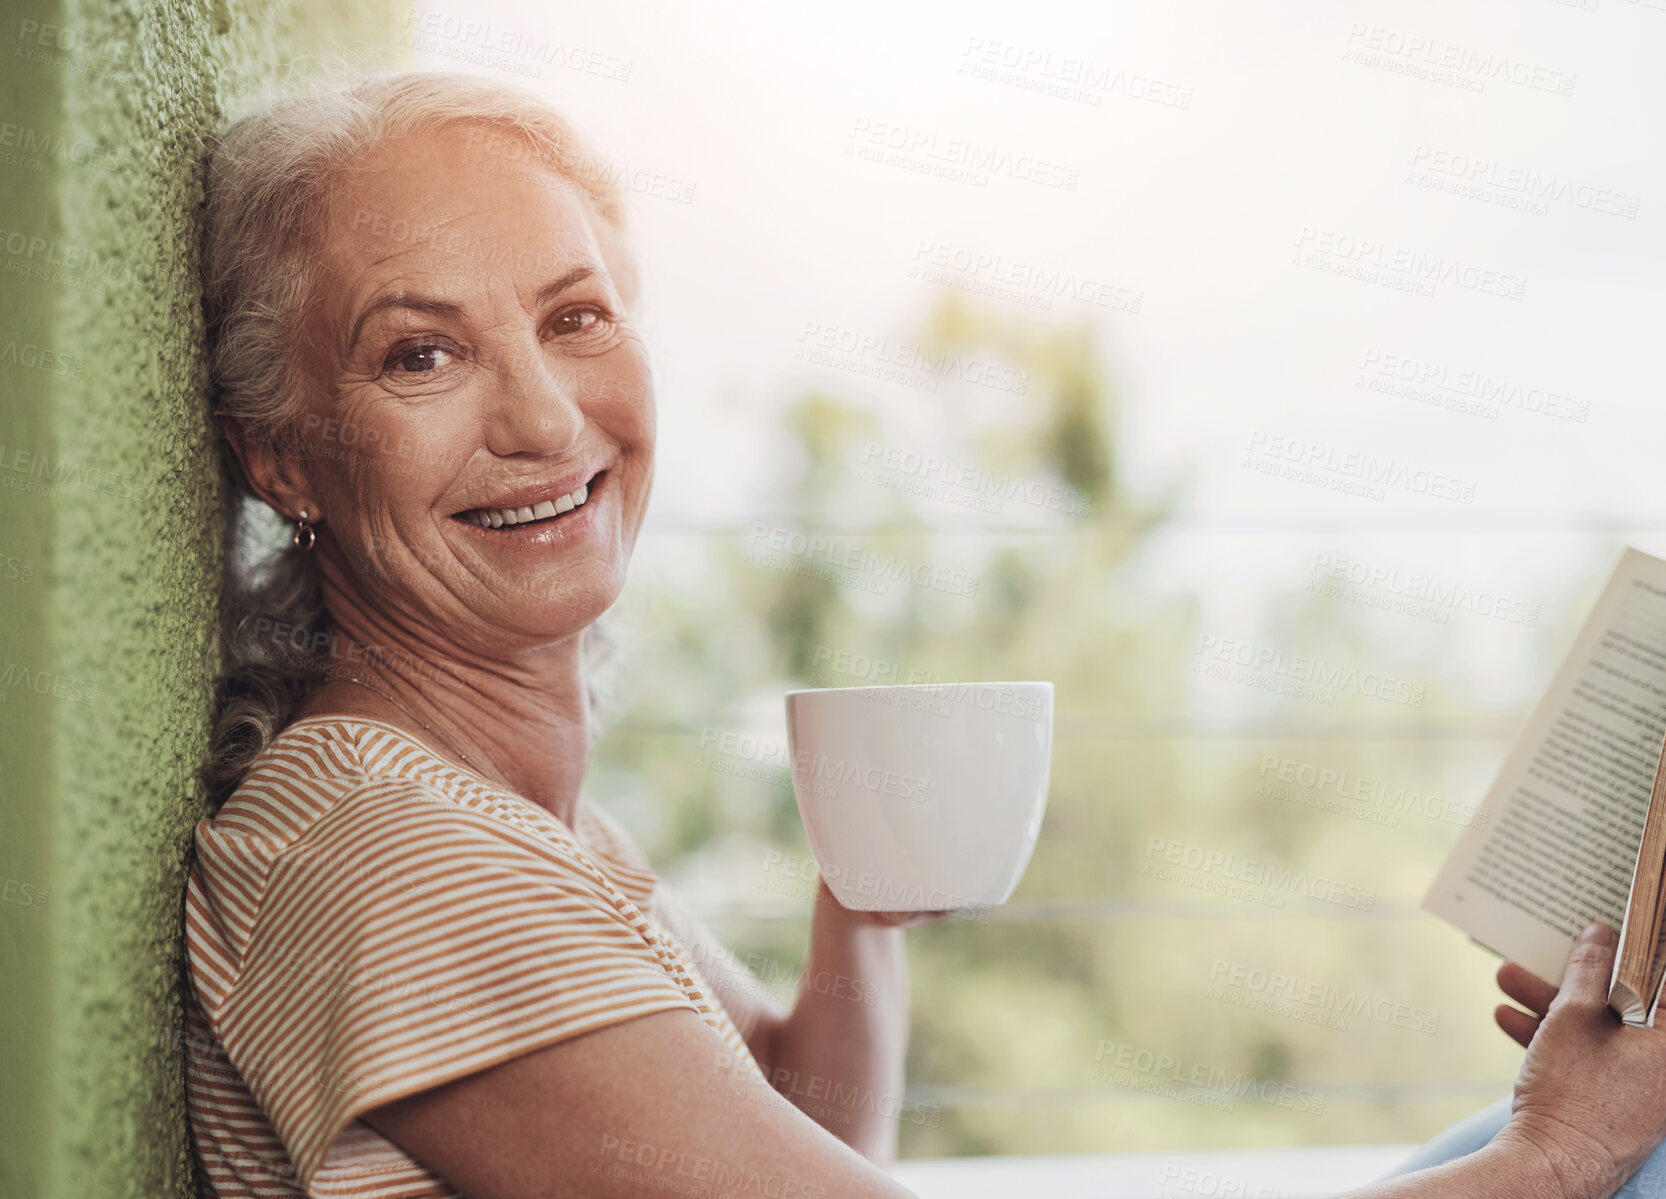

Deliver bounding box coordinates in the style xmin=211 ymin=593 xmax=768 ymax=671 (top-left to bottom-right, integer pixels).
xmin=464 ymin=480 xmax=594 ymax=528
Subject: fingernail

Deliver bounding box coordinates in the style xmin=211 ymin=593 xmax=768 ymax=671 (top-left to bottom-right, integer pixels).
xmin=1580 ymin=922 xmax=1617 ymax=944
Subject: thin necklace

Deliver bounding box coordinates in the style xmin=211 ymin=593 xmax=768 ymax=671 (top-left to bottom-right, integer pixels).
xmin=333 ymin=672 xmax=480 ymax=776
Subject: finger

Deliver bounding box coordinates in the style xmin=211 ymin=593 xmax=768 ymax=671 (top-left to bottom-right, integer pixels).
xmin=1554 ymin=922 xmax=1620 ymax=1009
xmin=1497 ymin=961 xmax=1559 ymax=1016
xmin=885 ymin=912 xmax=949 ymax=928
xmin=866 ymin=911 xmax=924 ymax=927
xmin=865 ymin=909 xmax=955 ymax=927
xmin=910 ymin=910 xmax=958 ymax=926
xmin=1495 ymin=1003 xmax=1541 ymax=1049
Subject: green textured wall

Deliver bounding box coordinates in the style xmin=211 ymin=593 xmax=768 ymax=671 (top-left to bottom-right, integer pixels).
xmin=0 ymin=2 xmax=405 ymax=1196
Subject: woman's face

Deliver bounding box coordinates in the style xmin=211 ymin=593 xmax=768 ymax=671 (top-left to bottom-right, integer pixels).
xmin=286 ymin=122 xmax=655 ymax=655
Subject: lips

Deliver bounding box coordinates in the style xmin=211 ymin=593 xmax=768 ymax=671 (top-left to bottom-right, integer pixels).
xmin=453 ymin=471 xmax=604 ymax=529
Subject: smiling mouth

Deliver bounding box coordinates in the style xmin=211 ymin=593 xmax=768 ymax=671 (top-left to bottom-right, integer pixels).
xmin=453 ymin=472 xmax=604 ymax=529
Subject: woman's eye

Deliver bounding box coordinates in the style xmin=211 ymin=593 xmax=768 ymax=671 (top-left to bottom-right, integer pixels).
xmin=385 ymin=343 xmax=455 ymax=374
xmin=550 ymin=307 xmax=605 ymax=337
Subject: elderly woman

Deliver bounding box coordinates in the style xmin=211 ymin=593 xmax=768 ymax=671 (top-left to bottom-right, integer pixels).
xmin=184 ymin=71 xmax=1666 ymax=1199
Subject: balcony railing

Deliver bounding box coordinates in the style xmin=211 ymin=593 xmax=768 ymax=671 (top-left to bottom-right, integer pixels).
xmin=891 ymin=1143 xmax=1415 ymax=1199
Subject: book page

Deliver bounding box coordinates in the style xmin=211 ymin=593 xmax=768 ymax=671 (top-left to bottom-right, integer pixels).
xmin=1424 ymin=548 xmax=1666 ymax=985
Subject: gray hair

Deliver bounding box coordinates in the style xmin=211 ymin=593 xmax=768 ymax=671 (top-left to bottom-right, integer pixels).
xmin=200 ymin=70 xmax=634 ymax=811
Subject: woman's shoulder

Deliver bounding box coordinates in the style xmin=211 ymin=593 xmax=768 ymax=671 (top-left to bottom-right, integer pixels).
xmin=204 ymin=715 xmax=452 ymax=847
xmin=195 ymin=713 xmax=655 ymax=903
xmin=186 ymin=717 xmax=632 ymax=994
xmin=206 ymin=715 xmax=376 ymax=827
xmin=196 ymin=717 xmax=433 ymax=858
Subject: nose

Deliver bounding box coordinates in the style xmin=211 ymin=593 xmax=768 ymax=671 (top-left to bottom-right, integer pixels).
xmin=481 ymin=343 xmax=584 ymax=459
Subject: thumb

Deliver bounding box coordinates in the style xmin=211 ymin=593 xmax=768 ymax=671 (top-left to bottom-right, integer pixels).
xmin=1555 ymin=921 xmax=1620 ymax=1009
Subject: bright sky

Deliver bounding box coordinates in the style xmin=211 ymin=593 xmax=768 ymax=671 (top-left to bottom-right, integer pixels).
xmin=404 ymin=0 xmax=1666 ymax=712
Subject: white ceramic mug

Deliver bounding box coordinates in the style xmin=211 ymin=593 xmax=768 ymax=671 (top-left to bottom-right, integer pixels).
xmin=783 ymin=682 xmax=1053 ymax=912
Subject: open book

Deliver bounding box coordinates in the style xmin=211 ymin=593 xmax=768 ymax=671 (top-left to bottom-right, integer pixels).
xmin=1424 ymin=547 xmax=1666 ymax=1026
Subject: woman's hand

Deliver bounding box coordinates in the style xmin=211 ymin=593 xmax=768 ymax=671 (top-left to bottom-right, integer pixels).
xmin=1341 ymin=923 xmax=1666 ymax=1199
xmin=1491 ymin=923 xmax=1666 ymax=1199
xmin=811 ymin=878 xmax=957 ymax=928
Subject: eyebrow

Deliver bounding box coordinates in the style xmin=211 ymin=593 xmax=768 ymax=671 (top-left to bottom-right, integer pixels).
xmin=345 ymin=264 xmax=599 ymax=355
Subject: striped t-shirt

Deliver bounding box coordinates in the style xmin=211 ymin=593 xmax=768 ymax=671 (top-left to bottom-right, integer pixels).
xmin=183 ymin=714 xmax=768 ymax=1198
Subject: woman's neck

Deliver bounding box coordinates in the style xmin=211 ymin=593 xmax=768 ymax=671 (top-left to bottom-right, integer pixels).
xmin=299 ymin=615 xmax=594 ymax=828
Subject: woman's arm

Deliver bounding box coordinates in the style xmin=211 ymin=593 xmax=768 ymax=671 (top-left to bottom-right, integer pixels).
xmin=361 ymin=921 xmax=1666 ymax=1199
xmin=751 ymin=882 xmax=920 ymax=1165
xmin=362 ymin=1005 xmax=920 ymax=1199
xmin=657 ymin=880 xmax=934 ymax=1164
xmin=644 ymin=884 xmax=791 ymax=1069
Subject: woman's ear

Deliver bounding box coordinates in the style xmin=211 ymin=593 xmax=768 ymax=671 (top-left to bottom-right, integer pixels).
xmin=219 ymin=416 xmax=320 ymax=523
